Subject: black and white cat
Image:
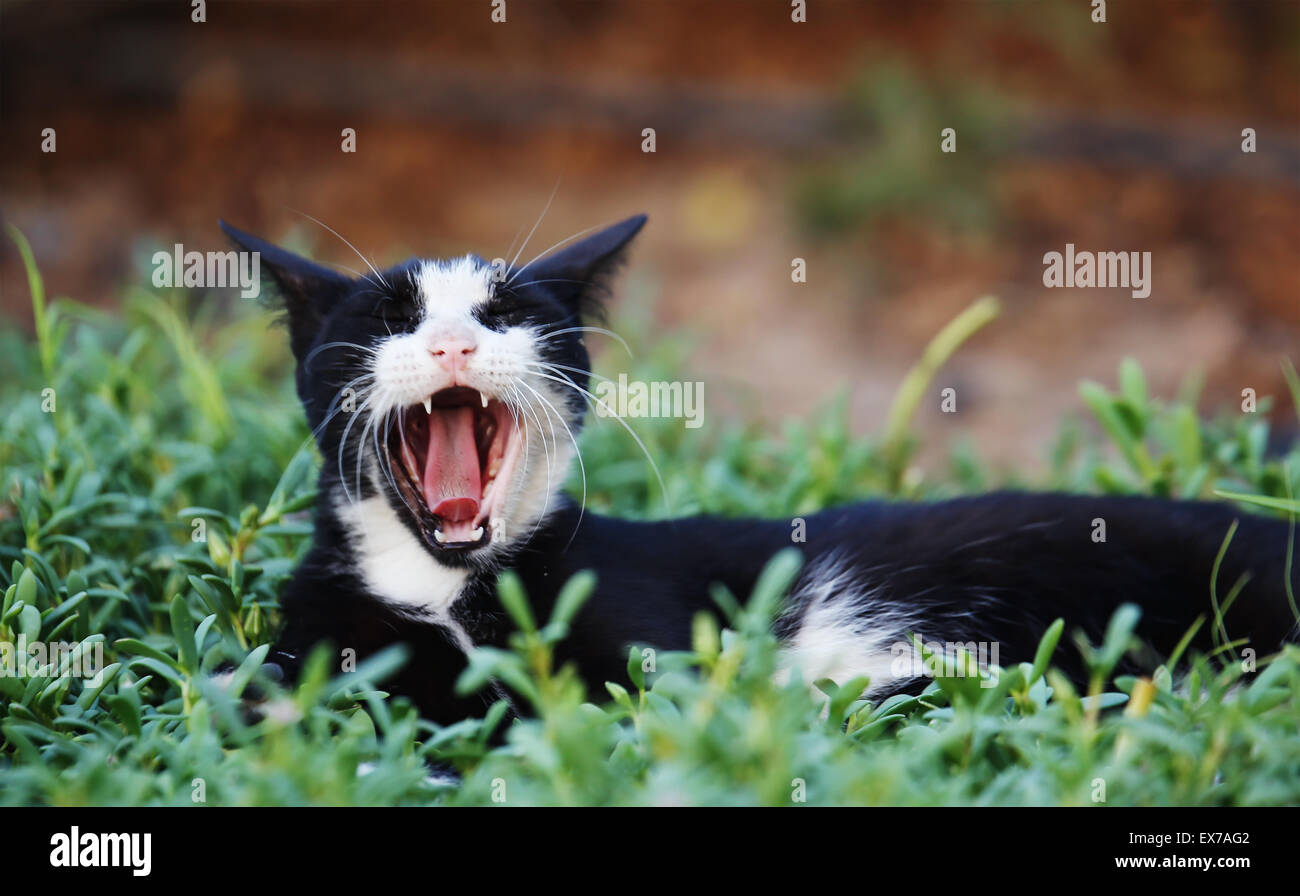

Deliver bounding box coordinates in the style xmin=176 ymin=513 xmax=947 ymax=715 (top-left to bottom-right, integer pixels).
xmin=221 ymin=215 xmax=1298 ymax=725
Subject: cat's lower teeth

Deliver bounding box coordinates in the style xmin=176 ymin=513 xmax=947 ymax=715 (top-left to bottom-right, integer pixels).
xmin=432 ymin=526 xmax=485 ymax=545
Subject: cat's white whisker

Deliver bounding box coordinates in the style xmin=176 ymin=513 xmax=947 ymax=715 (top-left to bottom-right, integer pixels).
xmin=536 ymin=326 xmax=634 ymax=357
xmin=290 ymin=208 xmax=392 ymax=293
xmin=500 ymin=389 xmax=534 ymax=531
xmin=532 ymin=359 xmax=619 ymax=390
xmin=354 ymin=401 xmax=381 ymax=504
xmin=506 ymin=223 xmax=603 ymax=288
xmin=516 ymin=377 xmax=589 ymax=540
xmin=501 ymin=277 xmax=591 ymax=293
xmin=506 ymin=180 xmax=561 ymax=279
xmin=506 ymin=380 xmax=558 ymax=536
xmin=308 ymin=373 xmax=377 ymax=446
xmin=515 ymin=379 xmax=576 ymax=545
xmin=303 ymin=340 xmax=379 ymax=372
xmin=370 ymin=405 xmax=419 ymax=525
xmin=524 ymin=364 xmax=670 ymax=514
xmin=500 ymin=221 xmax=528 ymax=281
xmin=337 ymin=391 xmax=381 ymax=505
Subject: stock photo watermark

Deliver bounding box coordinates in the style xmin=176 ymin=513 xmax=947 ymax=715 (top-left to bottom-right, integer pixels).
xmin=49 ymin=828 xmax=151 ymax=877
xmin=890 ymin=638 xmax=1001 ymax=686
xmin=1 ymin=636 xmax=106 ymax=685
xmin=1042 ymin=243 xmax=1152 ymax=299
xmin=151 ymin=244 xmax=262 ymax=298
xmin=593 ymin=374 xmax=704 ymax=429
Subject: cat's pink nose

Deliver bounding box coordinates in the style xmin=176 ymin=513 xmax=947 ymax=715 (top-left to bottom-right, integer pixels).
xmin=430 ymin=336 xmax=477 ymax=376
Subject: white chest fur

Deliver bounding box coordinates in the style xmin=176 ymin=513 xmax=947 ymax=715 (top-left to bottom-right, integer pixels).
xmin=336 ymin=492 xmax=472 ymax=638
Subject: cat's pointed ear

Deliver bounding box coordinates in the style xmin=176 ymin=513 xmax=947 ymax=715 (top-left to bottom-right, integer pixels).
xmin=219 ymin=221 xmax=351 ymax=358
xmin=523 ymin=214 xmax=647 ymax=318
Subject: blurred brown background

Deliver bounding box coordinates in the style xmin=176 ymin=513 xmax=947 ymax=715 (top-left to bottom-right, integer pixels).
xmin=2 ymin=0 xmax=1298 ymax=469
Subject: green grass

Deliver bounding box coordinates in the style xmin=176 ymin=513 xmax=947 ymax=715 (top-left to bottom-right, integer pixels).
xmin=2 ymin=240 xmax=1299 ymax=806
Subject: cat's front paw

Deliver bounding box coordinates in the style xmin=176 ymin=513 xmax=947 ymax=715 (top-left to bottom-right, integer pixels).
xmin=208 ymin=650 xmax=302 ymax=725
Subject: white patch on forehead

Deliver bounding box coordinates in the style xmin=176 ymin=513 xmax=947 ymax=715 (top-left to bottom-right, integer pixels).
xmin=414 ymin=256 xmax=494 ymax=319
xmin=336 ymin=488 xmax=470 ymax=619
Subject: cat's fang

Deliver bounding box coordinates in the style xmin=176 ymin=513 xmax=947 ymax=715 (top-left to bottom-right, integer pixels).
xmin=423 ymin=397 xmax=432 ymax=414
xmin=480 ymin=393 xmax=489 ymax=408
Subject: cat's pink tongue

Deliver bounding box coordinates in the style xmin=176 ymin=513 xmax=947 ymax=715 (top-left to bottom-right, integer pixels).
xmin=422 ymin=406 xmax=481 ymax=538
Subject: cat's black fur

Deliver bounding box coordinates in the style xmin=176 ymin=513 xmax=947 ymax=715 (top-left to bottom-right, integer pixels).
xmin=222 ymin=217 xmax=1299 ymax=726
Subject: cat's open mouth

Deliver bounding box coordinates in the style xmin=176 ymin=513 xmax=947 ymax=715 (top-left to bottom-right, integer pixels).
xmin=386 ymin=386 xmax=521 ymax=552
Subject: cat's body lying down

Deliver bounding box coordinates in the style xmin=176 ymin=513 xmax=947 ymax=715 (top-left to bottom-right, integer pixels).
xmin=221 ymin=216 xmax=1298 ymax=725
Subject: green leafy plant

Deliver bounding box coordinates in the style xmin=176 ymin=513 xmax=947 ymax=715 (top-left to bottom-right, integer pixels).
xmin=2 ymin=240 xmax=1297 ymax=806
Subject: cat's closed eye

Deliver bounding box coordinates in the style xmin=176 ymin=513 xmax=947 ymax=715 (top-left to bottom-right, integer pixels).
xmin=368 ymin=296 xmax=415 ymax=322
xmin=483 ymin=295 xmax=536 ymax=317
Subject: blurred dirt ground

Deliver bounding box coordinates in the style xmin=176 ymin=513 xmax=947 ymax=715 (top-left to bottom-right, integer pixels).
xmin=2 ymin=0 xmax=1297 ymax=470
